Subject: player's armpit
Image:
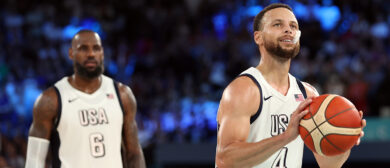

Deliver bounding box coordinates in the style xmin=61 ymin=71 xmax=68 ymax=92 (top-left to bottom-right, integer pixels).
xmin=29 ymin=87 xmax=59 ymax=139
xmin=117 ymin=83 xmax=146 ymax=168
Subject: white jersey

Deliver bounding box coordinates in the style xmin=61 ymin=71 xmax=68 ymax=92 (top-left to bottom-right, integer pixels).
xmin=240 ymin=67 xmax=307 ymax=168
xmin=52 ymin=75 xmax=124 ymax=168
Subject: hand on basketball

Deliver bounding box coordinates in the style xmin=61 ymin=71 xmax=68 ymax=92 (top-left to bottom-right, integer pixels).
xmin=356 ymin=110 xmax=366 ymax=146
xmin=284 ymin=97 xmax=313 ymax=141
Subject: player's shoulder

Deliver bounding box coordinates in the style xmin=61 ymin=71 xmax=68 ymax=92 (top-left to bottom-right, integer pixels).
xmin=115 ymin=81 xmax=133 ymax=95
xmin=33 ymin=87 xmax=59 ymax=116
xmin=225 ymin=76 xmax=261 ymax=99
xmin=115 ymin=81 xmax=136 ymax=104
xmin=39 ymin=87 xmax=59 ymax=103
xmin=220 ymin=76 xmax=261 ymax=114
xmin=301 ymin=81 xmax=320 ymax=97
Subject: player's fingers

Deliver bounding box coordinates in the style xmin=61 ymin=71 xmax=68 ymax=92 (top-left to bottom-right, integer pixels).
xmin=359 ymin=110 xmax=363 ymax=118
xmin=297 ymin=98 xmax=312 ymax=111
xmin=361 ymin=119 xmax=366 ymax=128
xmin=356 ymin=130 xmax=365 ymax=146
xmin=297 ymin=109 xmax=309 ymax=119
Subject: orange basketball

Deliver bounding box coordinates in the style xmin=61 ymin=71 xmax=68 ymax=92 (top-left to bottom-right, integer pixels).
xmin=299 ymin=94 xmax=362 ymax=156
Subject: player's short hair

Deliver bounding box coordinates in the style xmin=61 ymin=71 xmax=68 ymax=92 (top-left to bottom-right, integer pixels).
xmin=253 ymin=3 xmax=293 ymax=31
xmin=71 ymin=29 xmax=98 ymax=45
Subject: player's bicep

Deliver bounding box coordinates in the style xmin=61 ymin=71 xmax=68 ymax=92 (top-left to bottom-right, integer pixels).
xmin=29 ymin=88 xmax=58 ymax=139
xmin=218 ymin=107 xmax=251 ymax=147
xmin=118 ymin=83 xmax=142 ymax=154
xmin=217 ymin=77 xmax=260 ymax=151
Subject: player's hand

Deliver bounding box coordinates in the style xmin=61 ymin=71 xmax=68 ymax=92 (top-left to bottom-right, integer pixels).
xmin=356 ymin=110 xmax=366 ymax=145
xmin=284 ymin=97 xmax=313 ymax=141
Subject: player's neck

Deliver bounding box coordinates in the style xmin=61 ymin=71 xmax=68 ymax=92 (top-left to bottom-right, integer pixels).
xmin=256 ymin=53 xmax=291 ymax=95
xmin=69 ymin=74 xmax=102 ymax=94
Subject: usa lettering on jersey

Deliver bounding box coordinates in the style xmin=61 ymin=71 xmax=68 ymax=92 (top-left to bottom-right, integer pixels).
xmin=270 ymin=114 xmax=289 ymax=136
xmin=79 ymin=108 xmax=109 ymax=126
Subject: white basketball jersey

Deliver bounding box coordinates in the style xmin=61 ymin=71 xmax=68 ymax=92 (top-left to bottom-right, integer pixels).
xmin=52 ymin=75 xmax=124 ymax=168
xmin=240 ymin=67 xmax=307 ymax=168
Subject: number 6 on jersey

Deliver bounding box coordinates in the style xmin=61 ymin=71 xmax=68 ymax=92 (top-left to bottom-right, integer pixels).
xmin=90 ymin=133 xmax=105 ymax=157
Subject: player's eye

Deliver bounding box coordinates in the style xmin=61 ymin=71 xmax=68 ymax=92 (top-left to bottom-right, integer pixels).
xmin=93 ymin=46 xmax=102 ymax=51
xmin=291 ymin=24 xmax=298 ymax=29
xmin=79 ymin=46 xmax=88 ymax=51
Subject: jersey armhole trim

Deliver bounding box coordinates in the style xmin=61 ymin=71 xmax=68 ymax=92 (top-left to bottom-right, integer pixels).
xmin=296 ymin=79 xmax=307 ymax=99
xmin=114 ymin=81 xmax=125 ymax=115
xmin=53 ymin=86 xmax=62 ymax=129
xmin=239 ymin=74 xmax=263 ymax=124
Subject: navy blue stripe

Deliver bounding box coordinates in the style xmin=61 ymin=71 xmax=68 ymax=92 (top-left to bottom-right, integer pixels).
xmin=113 ymin=81 xmax=126 ymax=165
xmin=52 ymin=86 xmax=62 ymax=167
xmin=50 ymin=129 xmax=61 ymax=168
xmin=296 ymin=79 xmax=307 ymax=99
xmin=113 ymin=81 xmax=125 ymax=116
xmin=239 ymin=74 xmax=263 ymax=124
xmin=53 ymin=87 xmax=62 ymax=129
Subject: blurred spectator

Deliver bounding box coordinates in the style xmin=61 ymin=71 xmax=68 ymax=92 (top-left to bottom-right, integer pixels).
xmin=377 ymin=65 xmax=390 ymax=117
xmin=0 ymin=156 xmax=10 ymax=168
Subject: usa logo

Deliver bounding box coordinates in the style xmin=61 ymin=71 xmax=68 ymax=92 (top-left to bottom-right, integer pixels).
xmin=106 ymin=93 xmax=114 ymax=99
xmin=294 ymin=94 xmax=304 ymax=102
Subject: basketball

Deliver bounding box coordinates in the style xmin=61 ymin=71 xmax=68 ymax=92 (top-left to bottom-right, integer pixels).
xmin=299 ymin=94 xmax=362 ymax=156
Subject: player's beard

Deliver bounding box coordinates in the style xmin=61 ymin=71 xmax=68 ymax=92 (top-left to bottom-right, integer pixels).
xmin=264 ymin=37 xmax=300 ymax=59
xmin=75 ymin=60 xmax=104 ymax=79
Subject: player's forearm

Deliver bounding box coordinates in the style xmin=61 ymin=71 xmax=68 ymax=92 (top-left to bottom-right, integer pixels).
xmin=216 ymin=133 xmax=293 ymax=168
xmin=125 ymin=150 xmax=146 ymax=168
xmin=314 ymin=150 xmax=350 ymax=168
xmin=25 ymin=137 xmax=50 ymax=168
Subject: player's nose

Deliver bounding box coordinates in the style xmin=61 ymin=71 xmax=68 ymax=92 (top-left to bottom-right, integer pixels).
xmin=86 ymin=47 xmax=96 ymax=58
xmin=284 ymin=27 xmax=293 ymax=34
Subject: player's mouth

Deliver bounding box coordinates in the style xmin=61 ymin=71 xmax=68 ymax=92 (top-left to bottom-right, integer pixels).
xmin=279 ymin=36 xmax=294 ymax=44
xmin=84 ymin=60 xmax=98 ymax=67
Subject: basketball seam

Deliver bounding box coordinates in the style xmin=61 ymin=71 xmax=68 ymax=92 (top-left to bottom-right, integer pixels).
xmin=303 ymin=96 xmax=336 ymax=155
xmin=302 ymin=105 xmax=314 ymax=141
xmin=319 ymin=107 xmax=359 ymax=128
xmin=303 ymin=98 xmax=329 ymax=140
xmin=301 ymin=95 xmax=360 ymax=155
xmin=319 ymin=107 xmax=358 ymax=153
xmin=318 ymin=107 xmax=359 ymax=128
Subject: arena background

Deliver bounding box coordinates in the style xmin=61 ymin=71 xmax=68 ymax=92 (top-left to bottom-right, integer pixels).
xmin=0 ymin=0 xmax=390 ymax=167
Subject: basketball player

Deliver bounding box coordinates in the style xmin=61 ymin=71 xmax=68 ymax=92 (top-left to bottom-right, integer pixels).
xmin=25 ymin=30 xmax=146 ymax=168
xmin=215 ymin=3 xmax=366 ymax=168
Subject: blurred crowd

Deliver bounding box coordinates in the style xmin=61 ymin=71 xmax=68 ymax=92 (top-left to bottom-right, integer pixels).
xmin=1 ymin=0 xmax=390 ymax=167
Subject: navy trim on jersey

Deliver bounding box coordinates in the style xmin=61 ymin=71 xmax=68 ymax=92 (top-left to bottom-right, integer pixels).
xmin=296 ymin=79 xmax=307 ymax=99
xmin=50 ymin=129 xmax=61 ymax=168
xmin=52 ymin=86 xmax=62 ymax=167
xmin=114 ymin=81 xmax=125 ymax=115
xmin=114 ymin=81 xmax=126 ymax=166
xmin=239 ymin=74 xmax=263 ymax=124
xmin=53 ymin=87 xmax=62 ymax=129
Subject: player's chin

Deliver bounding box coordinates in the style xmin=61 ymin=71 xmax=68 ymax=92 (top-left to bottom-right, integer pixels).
xmin=280 ymin=44 xmax=297 ymax=50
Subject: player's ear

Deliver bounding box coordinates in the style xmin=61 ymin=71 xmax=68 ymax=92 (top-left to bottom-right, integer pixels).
xmin=254 ymin=31 xmax=263 ymax=46
xmin=68 ymin=48 xmax=74 ymax=60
